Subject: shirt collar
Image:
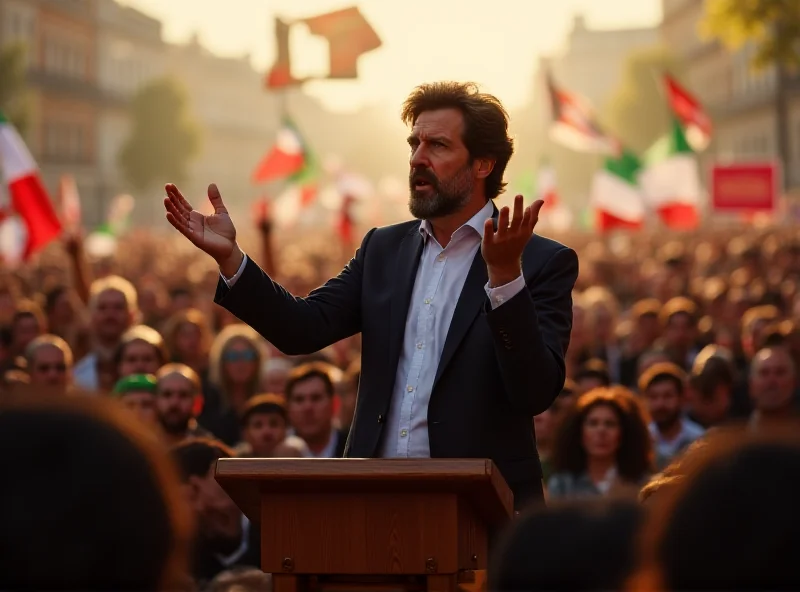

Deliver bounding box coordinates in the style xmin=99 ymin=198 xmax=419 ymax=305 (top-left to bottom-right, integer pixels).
xmin=419 ymin=199 xmax=495 ymax=243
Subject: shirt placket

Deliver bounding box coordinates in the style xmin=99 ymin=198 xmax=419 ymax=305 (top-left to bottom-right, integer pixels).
xmin=397 ymin=242 xmax=448 ymax=456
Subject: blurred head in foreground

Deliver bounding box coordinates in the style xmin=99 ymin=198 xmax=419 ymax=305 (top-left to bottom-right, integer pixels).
xmin=0 ymin=393 xmax=192 ymax=590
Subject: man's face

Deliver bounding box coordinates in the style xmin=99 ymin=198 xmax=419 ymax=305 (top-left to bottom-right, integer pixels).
xmin=244 ymin=412 xmax=287 ymax=457
xmin=92 ymin=289 xmax=132 ymax=342
xmin=287 ymin=376 xmax=333 ymax=442
xmin=156 ymin=373 xmax=196 ymax=434
xmin=29 ymin=345 xmax=70 ymax=389
xmin=13 ymin=315 xmax=41 ymax=352
xmin=645 ymin=379 xmax=683 ymax=431
xmin=188 ymin=466 xmax=242 ymax=545
xmin=407 ymin=108 xmax=475 ymax=220
xmin=665 ymin=313 xmax=696 ymax=351
xmin=121 ymin=390 xmax=158 ymax=425
xmin=750 ymin=350 xmax=795 ymax=412
xmin=118 ymin=339 xmax=161 ymax=377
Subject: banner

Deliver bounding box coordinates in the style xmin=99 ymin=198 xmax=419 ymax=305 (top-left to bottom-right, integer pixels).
xmin=710 ymin=163 xmax=778 ymax=212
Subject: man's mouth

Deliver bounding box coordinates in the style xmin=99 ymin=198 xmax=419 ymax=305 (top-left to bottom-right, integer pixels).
xmin=413 ymin=178 xmax=434 ymax=189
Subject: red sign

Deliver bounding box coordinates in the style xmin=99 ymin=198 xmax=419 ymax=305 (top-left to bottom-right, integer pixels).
xmin=710 ymin=163 xmax=778 ymax=212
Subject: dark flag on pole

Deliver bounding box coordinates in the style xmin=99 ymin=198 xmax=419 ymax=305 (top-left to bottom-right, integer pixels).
xmin=265 ymin=6 xmax=381 ymax=89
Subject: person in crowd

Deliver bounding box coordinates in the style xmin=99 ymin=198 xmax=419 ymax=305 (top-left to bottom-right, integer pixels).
xmin=112 ymin=373 xmax=159 ymax=427
xmin=748 ymin=347 xmax=797 ymax=430
xmin=42 ymin=284 xmax=88 ymax=360
xmin=634 ymin=427 xmax=800 ymax=591
xmin=618 ymin=298 xmax=662 ymax=387
xmin=208 ymin=325 xmax=266 ymax=417
xmin=162 ymin=307 xmax=213 ymax=382
xmin=639 ymin=362 xmax=704 ymax=469
xmin=490 ymin=499 xmax=642 ymax=592
xmin=155 ymin=363 xmax=213 ymax=446
xmin=636 ymin=348 xmax=673 ymax=383
xmin=238 ymin=393 xmax=307 ymax=457
xmin=533 ymin=379 xmax=576 ymax=483
xmin=260 ymin=356 xmax=293 ymax=394
xmin=685 ymin=345 xmax=736 ymax=428
xmin=573 ymin=358 xmax=611 ymax=395
xmin=116 ymin=324 xmax=169 ymax=378
xmin=565 ymin=295 xmax=590 ymax=379
xmin=581 ymin=287 xmax=622 ymax=383
xmin=73 ymin=276 xmax=138 ymax=392
xmin=171 ymin=438 xmax=260 ymax=588
xmin=24 ymin=334 xmax=73 ymax=394
xmin=659 ymin=296 xmax=700 ymax=371
xmin=286 ymin=361 xmax=347 ymax=457
xmin=0 ymin=394 xmax=192 ymax=590
xmin=8 ymin=299 xmax=46 ymax=364
xmin=164 ymin=81 xmax=578 ymax=509
xmin=547 ymin=386 xmax=653 ymax=500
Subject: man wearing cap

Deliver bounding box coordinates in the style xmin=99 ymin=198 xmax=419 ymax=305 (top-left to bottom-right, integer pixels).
xmin=112 ymin=374 xmax=159 ymax=427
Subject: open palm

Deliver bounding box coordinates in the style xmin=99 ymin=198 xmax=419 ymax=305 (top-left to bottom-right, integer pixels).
xmin=164 ymin=183 xmax=236 ymax=262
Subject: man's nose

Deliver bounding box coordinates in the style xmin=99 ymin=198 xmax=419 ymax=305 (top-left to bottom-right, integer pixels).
xmin=410 ymin=146 xmax=429 ymax=168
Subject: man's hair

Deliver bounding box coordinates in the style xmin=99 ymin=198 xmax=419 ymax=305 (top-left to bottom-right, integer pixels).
xmin=574 ymin=359 xmax=611 ymax=387
xmin=638 ymin=362 xmax=686 ymax=395
xmin=156 ymin=363 xmax=202 ymax=393
xmin=241 ymin=393 xmax=288 ymax=426
xmin=400 ymin=81 xmax=514 ymax=200
xmin=171 ymin=437 xmax=234 ymax=482
xmin=12 ymin=299 xmax=45 ymax=331
xmin=89 ymin=275 xmax=138 ymax=312
xmin=285 ymin=361 xmax=336 ymax=399
xmin=25 ymin=334 xmax=73 ymax=367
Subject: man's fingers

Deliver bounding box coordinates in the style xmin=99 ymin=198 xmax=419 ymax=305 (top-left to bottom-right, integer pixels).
xmin=510 ymin=195 xmax=524 ymax=230
xmin=530 ymin=199 xmax=545 ymax=230
xmin=166 ymin=212 xmax=196 ymax=243
xmin=208 ymin=183 xmax=229 ymax=215
xmin=166 ymin=184 xmax=192 ymax=217
xmin=164 ymin=196 xmax=188 ymax=224
xmin=482 ymin=218 xmax=495 ymax=244
xmin=497 ymin=206 xmax=510 ymax=236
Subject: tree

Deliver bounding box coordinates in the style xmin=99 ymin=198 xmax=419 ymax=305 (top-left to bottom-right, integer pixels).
xmin=603 ymin=46 xmax=685 ymax=154
xmin=0 ymin=43 xmax=31 ymax=135
xmin=701 ymin=0 xmax=800 ymax=189
xmin=701 ymin=0 xmax=800 ymax=69
xmin=119 ymin=77 xmax=201 ymax=192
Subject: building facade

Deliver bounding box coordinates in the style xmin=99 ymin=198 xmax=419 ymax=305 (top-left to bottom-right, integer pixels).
xmin=95 ymin=0 xmax=165 ymax=220
xmin=661 ymin=0 xmax=800 ymax=192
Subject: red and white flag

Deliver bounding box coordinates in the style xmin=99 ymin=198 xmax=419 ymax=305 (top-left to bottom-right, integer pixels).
xmin=545 ymin=71 xmax=616 ymax=154
xmin=663 ymin=74 xmax=712 ymax=152
xmin=0 ymin=111 xmax=61 ymax=258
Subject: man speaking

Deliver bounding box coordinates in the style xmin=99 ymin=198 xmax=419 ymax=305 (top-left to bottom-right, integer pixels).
xmin=164 ymin=81 xmax=578 ymax=509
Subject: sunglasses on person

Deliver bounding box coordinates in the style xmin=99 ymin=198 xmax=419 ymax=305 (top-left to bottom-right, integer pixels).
xmin=223 ymin=349 xmax=257 ymax=363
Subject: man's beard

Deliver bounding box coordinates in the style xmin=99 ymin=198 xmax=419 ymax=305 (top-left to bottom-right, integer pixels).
xmin=408 ymin=164 xmax=473 ymax=220
xmin=654 ymin=411 xmax=681 ymax=433
xmin=159 ymin=411 xmax=191 ymax=435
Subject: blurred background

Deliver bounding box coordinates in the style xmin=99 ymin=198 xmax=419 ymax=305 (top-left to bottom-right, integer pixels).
xmin=0 ymin=0 xmax=797 ymax=253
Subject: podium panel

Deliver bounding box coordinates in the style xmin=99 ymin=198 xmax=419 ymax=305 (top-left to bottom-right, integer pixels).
xmin=216 ymin=458 xmax=512 ymax=592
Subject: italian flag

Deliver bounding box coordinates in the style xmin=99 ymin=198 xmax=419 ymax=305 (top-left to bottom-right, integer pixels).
xmin=0 ymin=111 xmax=61 ymax=257
xmin=639 ymin=119 xmax=701 ymax=230
xmin=536 ymin=160 xmax=559 ymax=211
xmin=590 ymin=148 xmax=645 ymax=231
xmin=252 ymin=118 xmax=308 ymax=183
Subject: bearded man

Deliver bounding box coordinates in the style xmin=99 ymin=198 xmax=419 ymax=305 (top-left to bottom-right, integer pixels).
xmin=164 ymin=81 xmax=578 ymax=509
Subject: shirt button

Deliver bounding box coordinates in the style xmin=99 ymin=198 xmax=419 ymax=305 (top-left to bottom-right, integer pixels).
xmin=437 ymin=254 xmax=445 ymax=262
xmin=407 ymin=385 xmax=414 ymax=392
xmin=416 ymin=343 xmax=424 ymax=349
xmin=400 ymin=429 xmax=408 ymax=437
xmin=424 ymin=298 xmax=431 ymax=305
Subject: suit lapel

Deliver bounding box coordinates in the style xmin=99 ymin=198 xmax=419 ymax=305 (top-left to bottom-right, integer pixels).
xmin=387 ymin=226 xmax=424 ymax=385
xmin=432 ymin=205 xmax=500 ymax=390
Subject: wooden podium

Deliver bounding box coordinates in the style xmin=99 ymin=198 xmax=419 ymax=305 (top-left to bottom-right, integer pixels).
xmin=216 ymin=458 xmax=513 ymax=592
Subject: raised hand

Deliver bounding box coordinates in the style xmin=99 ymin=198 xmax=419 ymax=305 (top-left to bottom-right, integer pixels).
xmin=482 ymin=195 xmax=544 ymax=287
xmin=164 ymin=183 xmax=241 ymax=268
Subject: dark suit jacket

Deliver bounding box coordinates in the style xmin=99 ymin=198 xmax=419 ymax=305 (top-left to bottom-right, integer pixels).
xmin=215 ymin=216 xmax=578 ymax=509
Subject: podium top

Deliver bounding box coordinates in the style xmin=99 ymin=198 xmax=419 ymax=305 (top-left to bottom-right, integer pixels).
xmin=216 ymin=458 xmax=514 ymax=525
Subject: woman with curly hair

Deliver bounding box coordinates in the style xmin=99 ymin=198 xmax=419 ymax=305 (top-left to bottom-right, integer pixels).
xmin=547 ymin=386 xmax=654 ymax=500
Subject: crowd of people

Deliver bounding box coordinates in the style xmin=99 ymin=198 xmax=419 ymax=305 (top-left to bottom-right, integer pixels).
xmin=0 ymin=211 xmax=798 ymax=590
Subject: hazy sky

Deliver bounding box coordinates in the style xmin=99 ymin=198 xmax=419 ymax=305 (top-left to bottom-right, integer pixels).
xmin=119 ymin=0 xmax=662 ymax=112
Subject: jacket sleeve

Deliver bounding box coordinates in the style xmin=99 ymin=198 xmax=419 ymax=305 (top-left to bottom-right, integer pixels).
xmin=214 ymin=228 xmax=376 ymax=355
xmin=485 ymin=246 xmax=578 ymax=415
